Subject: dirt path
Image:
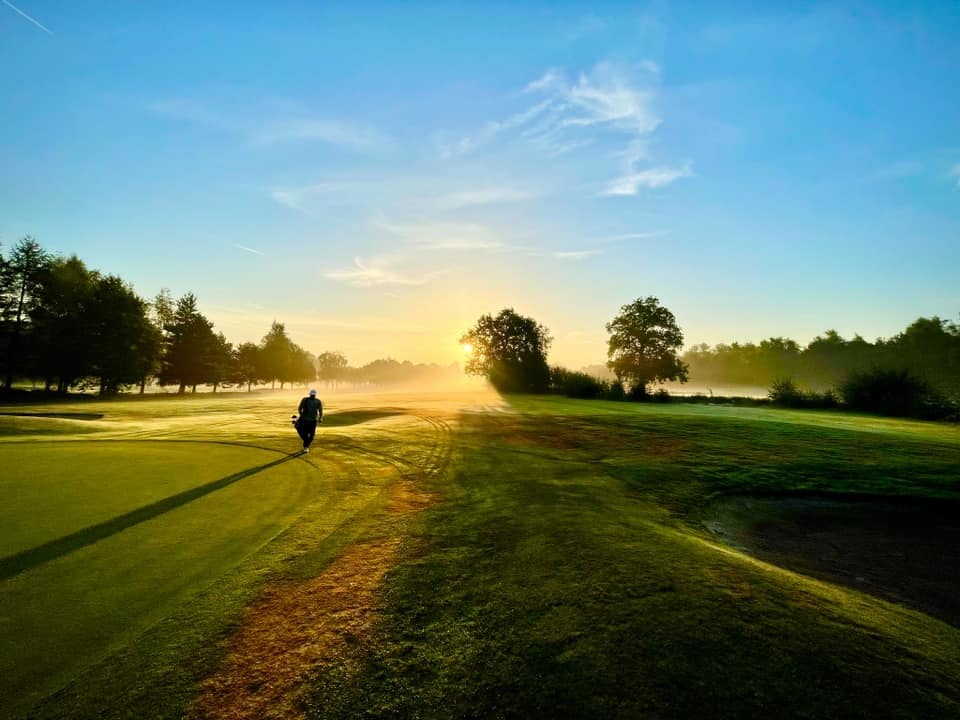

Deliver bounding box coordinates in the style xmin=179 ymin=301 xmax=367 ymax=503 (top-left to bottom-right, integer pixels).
xmin=189 ymin=480 xmax=433 ymax=720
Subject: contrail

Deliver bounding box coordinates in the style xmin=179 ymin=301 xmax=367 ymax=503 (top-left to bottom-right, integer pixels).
xmin=2 ymin=0 xmax=53 ymax=35
xmin=235 ymin=244 xmax=265 ymax=256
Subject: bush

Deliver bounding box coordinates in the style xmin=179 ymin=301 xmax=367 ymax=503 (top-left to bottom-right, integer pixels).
xmin=652 ymin=388 xmax=671 ymax=403
xmin=550 ymin=367 xmax=608 ymax=399
xmin=605 ymin=380 xmax=627 ymax=401
xmin=840 ymin=368 xmax=956 ymax=419
xmin=768 ymin=378 xmax=804 ymax=406
xmin=768 ymin=378 xmax=841 ymax=410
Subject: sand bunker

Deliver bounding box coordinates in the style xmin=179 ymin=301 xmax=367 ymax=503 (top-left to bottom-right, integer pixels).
xmin=705 ymin=494 xmax=960 ymax=626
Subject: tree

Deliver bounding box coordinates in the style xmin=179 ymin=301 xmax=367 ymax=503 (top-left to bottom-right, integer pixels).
xmin=289 ymin=345 xmax=316 ymax=387
xmin=460 ymin=308 xmax=552 ymax=393
xmin=207 ymin=332 xmax=234 ymax=392
xmin=136 ymin=288 xmax=175 ymax=394
xmin=1 ymin=237 xmax=51 ymax=389
xmin=259 ymin=321 xmax=295 ymax=389
xmin=159 ymin=293 xmax=218 ymax=393
xmin=31 ymin=255 xmax=97 ymax=393
xmin=87 ymin=275 xmax=155 ymax=395
xmin=232 ymin=342 xmax=261 ymax=392
xmin=316 ymin=351 xmax=349 ymax=389
xmin=606 ymin=296 xmax=688 ymax=396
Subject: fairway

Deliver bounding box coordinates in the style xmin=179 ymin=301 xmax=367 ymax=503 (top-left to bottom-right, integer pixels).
xmin=2 ymin=391 xmax=959 ymax=719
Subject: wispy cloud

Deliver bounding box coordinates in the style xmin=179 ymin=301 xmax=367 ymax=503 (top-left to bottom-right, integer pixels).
xmin=324 ymin=257 xmax=448 ymax=288
xmin=251 ymin=119 xmax=389 ymax=149
xmin=149 ymin=99 xmax=388 ymax=150
xmin=950 ymin=162 xmax=960 ymax=188
xmin=602 ymin=163 xmax=694 ymax=196
xmin=2 ymin=0 xmax=53 ymax=35
xmin=595 ymin=231 xmax=667 ymax=243
xmin=548 ymin=249 xmax=601 ymax=260
xmin=434 ymin=186 xmax=536 ymax=210
xmin=440 ymin=99 xmax=554 ymax=159
xmin=270 ymin=180 xmax=374 ymax=214
xmin=378 ymin=218 xmax=601 ymax=261
xmin=147 ymin=99 xmax=238 ymax=132
xmin=444 ymin=61 xmax=688 ymax=196
xmin=234 ymin=244 xmax=264 ymax=256
xmin=380 ymin=220 xmax=505 ymax=251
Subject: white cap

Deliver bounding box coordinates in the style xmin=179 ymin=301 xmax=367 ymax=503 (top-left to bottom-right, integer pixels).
xmin=309 ymin=389 xmax=317 ymax=396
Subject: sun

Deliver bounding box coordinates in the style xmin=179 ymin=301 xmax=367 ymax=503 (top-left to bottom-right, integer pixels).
xmin=462 ymin=342 xmax=473 ymax=355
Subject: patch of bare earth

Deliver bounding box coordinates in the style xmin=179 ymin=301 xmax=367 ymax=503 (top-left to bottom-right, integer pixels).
xmin=189 ymin=480 xmax=433 ymax=720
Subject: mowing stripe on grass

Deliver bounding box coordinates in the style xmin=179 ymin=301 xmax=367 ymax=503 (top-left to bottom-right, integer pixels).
xmin=0 ymin=453 xmax=301 ymax=580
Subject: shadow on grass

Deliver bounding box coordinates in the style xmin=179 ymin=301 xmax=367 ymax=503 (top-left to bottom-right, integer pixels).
xmin=0 ymin=412 xmax=104 ymax=420
xmin=321 ymin=410 xmax=404 ymax=427
xmin=0 ymin=453 xmax=301 ymax=581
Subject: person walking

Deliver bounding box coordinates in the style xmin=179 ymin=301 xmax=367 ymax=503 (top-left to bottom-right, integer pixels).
xmin=295 ymin=389 xmax=323 ymax=453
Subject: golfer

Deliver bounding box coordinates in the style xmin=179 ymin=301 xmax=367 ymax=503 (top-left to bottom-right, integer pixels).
xmin=296 ymin=389 xmax=323 ymax=453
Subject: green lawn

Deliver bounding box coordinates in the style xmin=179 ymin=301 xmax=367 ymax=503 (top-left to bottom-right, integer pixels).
xmin=1 ymin=391 xmax=959 ymax=719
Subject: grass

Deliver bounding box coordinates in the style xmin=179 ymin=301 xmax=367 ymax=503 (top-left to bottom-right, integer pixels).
xmin=1 ymin=391 xmax=959 ymax=718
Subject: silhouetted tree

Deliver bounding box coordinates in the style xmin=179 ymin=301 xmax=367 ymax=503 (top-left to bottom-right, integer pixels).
xmin=316 ymin=351 xmax=349 ymax=388
xmin=88 ymin=275 xmax=155 ymax=395
xmin=606 ymin=296 xmax=688 ymax=396
xmin=259 ymin=321 xmax=304 ymax=389
xmin=290 ymin=345 xmax=317 ymax=387
xmin=1 ymin=237 xmax=51 ymax=389
xmin=460 ymin=308 xmax=552 ymax=393
xmin=137 ymin=288 xmax=175 ymax=394
xmin=208 ymin=332 xmax=234 ymax=392
xmin=232 ymin=342 xmax=261 ymax=391
xmin=31 ymin=255 xmax=97 ymax=393
xmin=159 ymin=293 xmax=218 ymax=393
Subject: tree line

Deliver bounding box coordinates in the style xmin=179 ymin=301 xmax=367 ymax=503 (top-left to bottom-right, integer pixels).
xmin=460 ymin=297 xmax=688 ymax=397
xmin=682 ymin=319 xmax=960 ymax=401
xmin=0 ymin=237 xmax=455 ymax=395
xmin=460 ymin=299 xmax=958 ymax=419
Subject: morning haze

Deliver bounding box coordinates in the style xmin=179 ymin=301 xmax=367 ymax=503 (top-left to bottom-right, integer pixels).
xmin=1 ymin=2 xmax=959 ymax=719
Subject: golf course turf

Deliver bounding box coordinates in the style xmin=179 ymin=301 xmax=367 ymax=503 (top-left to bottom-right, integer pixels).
xmin=1 ymin=391 xmax=958 ymax=719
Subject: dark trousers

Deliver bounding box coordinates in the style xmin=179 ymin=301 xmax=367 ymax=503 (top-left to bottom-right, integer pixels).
xmin=297 ymin=421 xmax=317 ymax=448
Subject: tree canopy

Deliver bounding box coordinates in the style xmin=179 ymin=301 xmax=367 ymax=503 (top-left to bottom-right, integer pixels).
xmin=606 ymin=296 xmax=688 ymax=395
xmin=460 ymin=308 xmax=552 ymax=393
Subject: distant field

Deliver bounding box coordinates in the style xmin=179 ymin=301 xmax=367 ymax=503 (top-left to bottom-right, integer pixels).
xmin=1 ymin=391 xmax=958 ymax=719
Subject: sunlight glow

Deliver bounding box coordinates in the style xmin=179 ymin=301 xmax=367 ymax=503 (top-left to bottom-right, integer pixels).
xmin=462 ymin=342 xmax=473 ymax=355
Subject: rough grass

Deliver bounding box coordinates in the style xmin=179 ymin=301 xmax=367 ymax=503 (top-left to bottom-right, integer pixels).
xmin=2 ymin=391 xmax=959 ymax=719
xmin=304 ymin=396 xmax=960 ymax=720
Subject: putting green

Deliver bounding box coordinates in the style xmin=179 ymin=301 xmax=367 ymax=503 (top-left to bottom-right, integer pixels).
xmin=0 ymin=439 xmax=329 ymax=714
xmin=0 ymin=441 xmax=289 ymax=556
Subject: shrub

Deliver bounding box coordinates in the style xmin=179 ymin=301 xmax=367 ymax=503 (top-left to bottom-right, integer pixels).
xmin=768 ymin=378 xmax=804 ymax=407
xmin=605 ymin=380 xmax=627 ymax=401
xmin=652 ymin=388 xmax=671 ymax=403
xmin=840 ymin=368 xmax=956 ymax=419
xmin=550 ymin=367 xmax=608 ymax=399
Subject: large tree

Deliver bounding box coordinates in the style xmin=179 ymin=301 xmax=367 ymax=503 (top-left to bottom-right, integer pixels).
xmin=606 ymin=296 xmax=688 ymax=395
xmin=232 ymin=342 xmax=261 ymax=392
xmin=136 ymin=288 xmax=175 ymax=394
xmin=259 ymin=321 xmax=294 ymax=389
xmin=87 ymin=275 xmax=155 ymax=395
xmin=316 ymin=351 xmax=348 ymax=388
xmin=31 ymin=255 xmax=97 ymax=393
xmin=159 ymin=292 xmax=218 ymax=393
xmin=460 ymin=308 xmax=552 ymax=393
xmin=1 ymin=237 xmax=52 ymax=388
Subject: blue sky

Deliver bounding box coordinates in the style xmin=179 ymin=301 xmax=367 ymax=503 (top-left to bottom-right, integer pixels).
xmin=2 ymin=1 xmax=958 ymax=367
